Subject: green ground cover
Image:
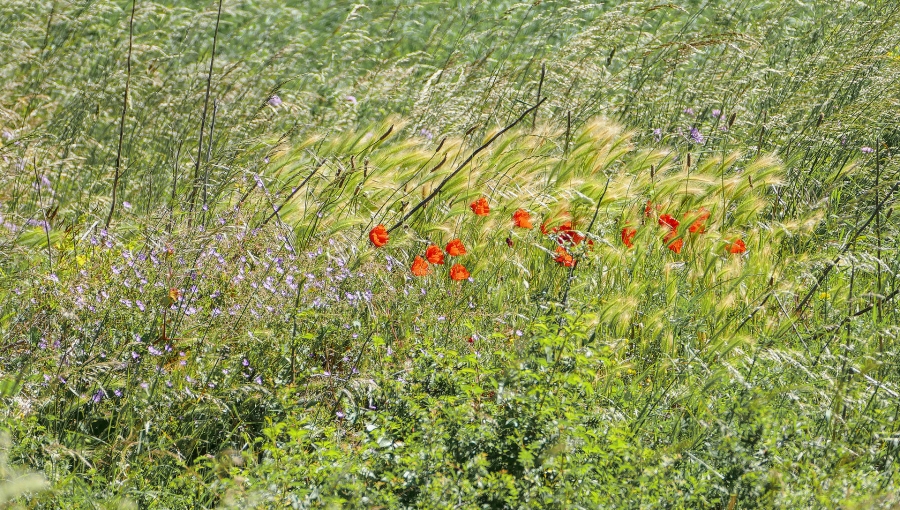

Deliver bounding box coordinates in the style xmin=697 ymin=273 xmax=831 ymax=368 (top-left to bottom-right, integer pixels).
xmin=1 ymin=0 xmax=899 ymax=507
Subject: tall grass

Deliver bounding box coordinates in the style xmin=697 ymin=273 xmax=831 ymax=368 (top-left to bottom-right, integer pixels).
xmin=1 ymin=0 xmax=898 ymax=507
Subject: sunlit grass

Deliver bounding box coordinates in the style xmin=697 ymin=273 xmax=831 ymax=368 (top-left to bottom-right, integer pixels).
xmin=1 ymin=0 xmax=898 ymax=507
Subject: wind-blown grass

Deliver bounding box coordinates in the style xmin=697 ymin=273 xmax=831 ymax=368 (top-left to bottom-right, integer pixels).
xmin=1 ymin=0 xmax=898 ymax=508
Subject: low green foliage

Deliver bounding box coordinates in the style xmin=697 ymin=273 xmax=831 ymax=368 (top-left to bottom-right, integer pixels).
xmin=1 ymin=0 xmax=899 ymax=508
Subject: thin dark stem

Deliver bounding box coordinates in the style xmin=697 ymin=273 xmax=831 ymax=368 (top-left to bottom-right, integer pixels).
xmin=106 ymin=0 xmax=136 ymax=228
xmin=190 ymin=0 xmax=224 ymax=216
xmin=794 ymin=180 xmax=900 ymax=316
xmin=202 ymin=98 xmax=218 ymax=212
xmin=258 ymin=157 xmax=327 ymax=228
xmin=42 ymin=1 xmax=56 ymax=52
xmin=387 ymin=97 xmax=546 ymax=233
xmin=875 ymin=134 xmax=882 ymax=320
xmin=33 ymin=157 xmax=53 ymax=272
xmin=532 ymin=62 xmax=544 ymax=128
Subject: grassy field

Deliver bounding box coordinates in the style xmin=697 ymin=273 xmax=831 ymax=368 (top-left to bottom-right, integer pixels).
xmin=1 ymin=0 xmax=899 ymax=507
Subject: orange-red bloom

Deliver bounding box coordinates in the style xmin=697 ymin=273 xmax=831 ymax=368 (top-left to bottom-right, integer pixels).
xmin=667 ymin=238 xmax=684 ymax=254
xmin=425 ymin=245 xmax=445 ymax=265
xmin=542 ymin=219 xmax=586 ymax=246
xmin=446 ymin=239 xmax=466 ymax=257
xmin=554 ymin=246 xmax=575 ymax=267
xmin=470 ymin=197 xmax=490 ymax=216
xmin=411 ymin=256 xmax=429 ymax=276
xmin=369 ymin=224 xmax=389 ymax=247
xmin=621 ymin=227 xmax=637 ymax=248
xmin=645 ymin=201 xmax=663 ymax=217
xmin=727 ymin=239 xmax=747 ymax=254
xmin=558 ymin=228 xmax=585 ymax=246
xmin=661 ymin=214 xmax=682 ymax=252
xmin=658 ymin=214 xmax=679 ymax=231
xmin=686 ymin=208 xmax=710 ymax=234
xmin=542 ymin=219 xmax=572 ymax=235
xmin=513 ymin=209 xmax=533 ymax=229
xmin=449 ymin=263 xmax=470 ymax=280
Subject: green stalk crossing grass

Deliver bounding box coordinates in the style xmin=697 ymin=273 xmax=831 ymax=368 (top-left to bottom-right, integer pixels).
xmin=1 ymin=0 xmax=899 ymax=507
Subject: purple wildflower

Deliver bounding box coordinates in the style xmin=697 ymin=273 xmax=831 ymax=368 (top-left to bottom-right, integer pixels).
xmin=861 ymin=146 xmax=874 ymax=154
xmin=690 ymin=127 xmax=705 ymax=144
xmin=267 ymin=95 xmax=282 ymax=107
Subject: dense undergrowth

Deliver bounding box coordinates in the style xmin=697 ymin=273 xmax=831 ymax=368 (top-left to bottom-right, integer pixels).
xmin=1 ymin=0 xmax=899 ymax=508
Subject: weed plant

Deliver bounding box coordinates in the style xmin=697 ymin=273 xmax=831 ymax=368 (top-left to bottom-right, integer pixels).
xmin=1 ymin=0 xmax=899 ymax=508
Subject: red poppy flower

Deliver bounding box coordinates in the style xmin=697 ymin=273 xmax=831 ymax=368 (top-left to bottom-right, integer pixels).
xmin=470 ymin=197 xmax=490 ymax=216
xmin=621 ymin=227 xmax=637 ymax=248
xmin=554 ymin=246 xmax=575 ymax=267
xmin=658 ymin=214 xmax=679 ymax=231
xmin=542 ymin=219 xmax=571 ymax=235
xmin=411 ymin=256 xmax=429 ymax=276
xmin=369 ymin=224 xmax=389 ymax=247
xmin=667 ymin=238 xmax=684 ymax=254
xmin=425 ymin=245 xmax=445 ymax=265
xmin=727 ymin=239 xmax=747 ymax=254
xmin=558 ymin=228 xmax=585 ymax=245
xmin=449 ymin=263 xmax=470 ymax=280
xmin=513 ymin=209 xmax=533 ymax=229
xmin=686 ymin=208 xmax=710 ymax=234
xmin=446 ymin=239 xmax=466 ymax=257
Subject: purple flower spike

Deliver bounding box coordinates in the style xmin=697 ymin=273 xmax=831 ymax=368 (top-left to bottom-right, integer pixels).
xmin=861 ymin=146 xmax=874 ymax=154
xmin=267 ymin=95 xmax=282 ymax=107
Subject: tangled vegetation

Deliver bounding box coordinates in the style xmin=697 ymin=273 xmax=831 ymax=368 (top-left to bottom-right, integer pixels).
xmin=1 ymin=0 xmax=899 ymax=508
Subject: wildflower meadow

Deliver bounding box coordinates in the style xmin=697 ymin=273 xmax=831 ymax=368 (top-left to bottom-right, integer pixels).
xmin=1 ymin=0 xmax=899 ymax=507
